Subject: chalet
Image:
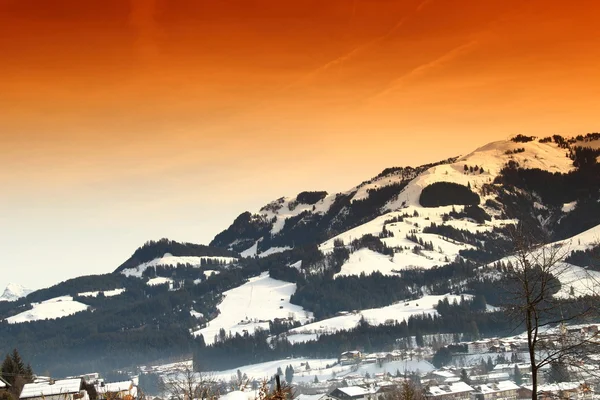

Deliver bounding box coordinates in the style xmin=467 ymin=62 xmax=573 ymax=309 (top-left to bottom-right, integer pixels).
xmin=471 ymin=380 xmax=520 ymax=400
xmin=96 ymin=380 xmax=137 ymax=400
xmin=339 ymin=351 xmax=362 ymax=365
xmin=425 ymin=382 xmax=474 ymax=400
xmin=20 ymin=378 xmax=89 ymax=400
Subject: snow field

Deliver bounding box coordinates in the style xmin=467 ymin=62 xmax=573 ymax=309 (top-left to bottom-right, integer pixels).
xmin=121 ymin=254 xmax=237 ymax=278
xmin=5 ymin=295 xmax=89 ymax=324
xmin=287 ymin=294 xmax=472 ymax=338
xmin=192 ymin=273 xmax=313 ymax=344
xmin=78 ymin=288 xmax=125 ymax=297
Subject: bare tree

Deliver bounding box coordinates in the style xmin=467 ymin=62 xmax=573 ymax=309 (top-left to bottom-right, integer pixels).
xmin=384 ymin=381 xmax=424 ymax=400
xmin=502 ymin=227 xmax=599 ymax=400
xmin=160 ymin=364 xmax=217 ymax=400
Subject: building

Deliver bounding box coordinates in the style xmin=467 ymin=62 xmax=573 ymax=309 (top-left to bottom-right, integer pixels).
xmin=471 ymin=381 xmax=520 ymax=400
xmin=20 ymin=378 xmax=89 ymax=400
xmin=520 ymin=382 xmax=594 ymax=400
xmin=96 ymin=380 xmax=137 ymax=400
xmin=0 ymin=377 xmax=10 ymax=393
xmin=468 ymin=341 xmax=491 ymax=354
xmin=339 ymin=351 xmax=362 ymax=366
xmin=322 ymin=387 xmax=375 ymax=400
xmin=426 ymin=382 xmax=474 ymax=400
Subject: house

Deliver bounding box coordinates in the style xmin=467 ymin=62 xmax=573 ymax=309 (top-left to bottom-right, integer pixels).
xmin=20 ymin=378 xmax=89 ymax=400
xmin=520 ymin=382 xmax=594 ymax=400
xmin=425 ymin=382 xmax=474 ymax=400
xmin=471 ymin=381 xmax=520 ymax=400
xmin=339 ymin=351 xmax=362 ymax=365
xmin=468 ymin=341 xmax=490 ymax=354
xmin=322 ymin=387 xmax=375 ymax=400
xmin=0 ymin=377 xmax=10 ymax=393
xmin=96 ymin=380 xmax=137 ymax=400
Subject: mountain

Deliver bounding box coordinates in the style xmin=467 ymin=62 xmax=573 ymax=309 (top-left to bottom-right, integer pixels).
xmin=0 ymin=133 xmax=599 ymax=377
xmin=0 ymin=283 xmax=32 ymax=302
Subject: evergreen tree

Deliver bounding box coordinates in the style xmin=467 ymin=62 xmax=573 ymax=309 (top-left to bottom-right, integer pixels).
xmin=313 ymin=376 xmax=319 ymax=384
xmin=460 ymin=369 xmax=470 ymax=384
xmin=276 ymin=367 xmax=283 ymax=377
xmin=513 ymin=365 xmax=523 ymax=385
xmin=284 ymin=365 xmax=294 ymax=383
xmin=486 ymin=356 xmax=494 ymax=372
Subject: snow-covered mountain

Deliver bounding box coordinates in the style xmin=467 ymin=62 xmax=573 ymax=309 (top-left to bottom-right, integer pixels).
xmin=0 ymin=283 xmax=32 ymax=302
xmin=1 ymin=133 xmax=599 ymax=377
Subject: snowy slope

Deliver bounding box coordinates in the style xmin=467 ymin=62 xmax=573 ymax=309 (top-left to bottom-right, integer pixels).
xmin=5 ymin=296 xmax=89 ymax=323
xmin=208 ymin=356 xmax=433 ymax=382
xmin=287 ymin=294 xmax=471 ymax=339
xmin=0 ymin=283 xmax=32 ymax=302
xmin=193 ymin=273 xmax=313 ymax=344
xmin=386 ymin=140 xmax=573 ymax=210
xmin=485 ymin=224 xmax=600 ymax=299
xmin=121 ymin=253 xmax=237 ymax=278
xmin=78 ymin=288 xmax=125 ymax=297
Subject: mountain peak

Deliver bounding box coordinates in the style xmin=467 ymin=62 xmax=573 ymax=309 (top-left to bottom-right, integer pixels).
xmin=0 ymin=283 xmax=32 ymax=302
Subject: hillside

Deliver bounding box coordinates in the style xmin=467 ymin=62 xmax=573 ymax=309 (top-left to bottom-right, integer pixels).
xmin=0 ymin=134 xmax=599 ymax=377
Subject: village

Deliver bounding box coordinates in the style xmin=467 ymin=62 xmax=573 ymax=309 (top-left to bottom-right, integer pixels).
xmin=4 ymin=325 xmax=599 ymax=400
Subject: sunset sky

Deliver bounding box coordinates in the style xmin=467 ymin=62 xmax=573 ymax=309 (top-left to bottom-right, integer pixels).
xmin=1 ymin=0 xmax=599 ymax=289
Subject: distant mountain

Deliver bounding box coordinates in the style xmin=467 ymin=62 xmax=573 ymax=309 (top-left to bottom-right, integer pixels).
xmin=0 ymin=283 xmax=32 ymax=302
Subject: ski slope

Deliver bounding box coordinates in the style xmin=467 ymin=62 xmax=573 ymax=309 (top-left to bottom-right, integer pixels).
xmin=5 ymin=296 xmax=89 ymax=324
xmin=193 ymin=273 xmax=313 ymax=344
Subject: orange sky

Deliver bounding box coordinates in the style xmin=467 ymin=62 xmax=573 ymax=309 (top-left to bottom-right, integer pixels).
xmin=1 ymin=0 xmax=599 ymax=287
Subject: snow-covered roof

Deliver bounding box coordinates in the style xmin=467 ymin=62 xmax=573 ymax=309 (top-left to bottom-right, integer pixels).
xmin=427 ymin=382 xmax=474 ymax=397
xmin=433 ymin=371 xmax=457 ymax=378
xmin=97 ymin=381 xmax=135 ymax=395
xmin=20 ymin=378 xmax=83 ymax=399
xmin=337 ymin=387 xmax=368 ymax=397
xmin=524 ymin=382 xmax=588 ymax=393
xmin=475 ymin=381 xmax=520 ymax=394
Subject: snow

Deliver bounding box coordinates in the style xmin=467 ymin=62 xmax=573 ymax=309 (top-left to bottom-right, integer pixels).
xmin=121 ymin=253 xmax=237 ymax=277
xmin=78 ymin=288 xmax=125 ymax=297
xmin=487 ymin=224 xmax=600 ymax=299
xmin=241 ymin=241 xmax=259 ymax=258
xmin=258 ymin=247 xmax=292 ymax=258
xmin=288 ymin=294 xmax=471 ymax=338
xmin=5 ymin=295 xmax=89 ymax=324
xmin=204 ymin=270 xmax=220 ymax=278
xmin=192 ymin=273 xmax=313 ymax=344
xmin=0 ymin=283 xmax=32 ymax=302
xmin=259 ymin=193 xmax=336 ymax=236
xmin=207 ymin=356 xmax=433 ymax=383
xmin=562 ymin=201 xmax=577 ymax=213
xmin=190 ymin=309 xmax=204 ymax=319
xmin=147 ymin=277 xmax=173 ymax=287
xmin=385 ymin=140 xmax=573 ymax=210
xmin=220 ymin=391 xmax=256 ymax=400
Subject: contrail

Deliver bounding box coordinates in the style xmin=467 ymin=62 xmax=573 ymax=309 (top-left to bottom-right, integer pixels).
xmin=283 ymin=0 xmax=433 ymax=90
xmin=365 ymin=40 xmax=479 ymax=103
